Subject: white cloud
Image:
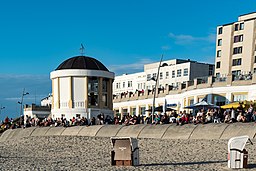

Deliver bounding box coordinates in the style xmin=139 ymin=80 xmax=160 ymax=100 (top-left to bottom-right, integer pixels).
xmin=168 ymin=32 xmax=216 ymax=45
xmin=161 ymin=45 xmax=171 ymax=50
xmin=109 ymin=58 xmax=155 ymax=75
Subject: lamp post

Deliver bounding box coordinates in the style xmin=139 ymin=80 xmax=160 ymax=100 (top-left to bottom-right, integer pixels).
xmin=0 ymin=105 xmax=5 ymax=115
xmin=18 ymin=88 xmax=29 ymax=125
xmin=151 ymin=54 xmax=163 ymax=123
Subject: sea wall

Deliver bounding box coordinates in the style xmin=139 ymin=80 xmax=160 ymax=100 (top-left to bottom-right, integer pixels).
xmin=1 ymin=122 xmax=256 ymax=142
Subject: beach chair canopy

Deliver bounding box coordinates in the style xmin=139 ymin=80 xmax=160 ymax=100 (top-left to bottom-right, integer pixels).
xmin=228 ymin=135 xmax=250 ymax=152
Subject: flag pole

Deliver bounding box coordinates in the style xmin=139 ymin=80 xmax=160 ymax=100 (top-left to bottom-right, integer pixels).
xmin=152 ymin=54 xmax=163 ymax=123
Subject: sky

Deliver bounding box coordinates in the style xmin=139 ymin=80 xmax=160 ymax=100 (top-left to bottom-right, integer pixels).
xmin=0 ymin=0 xmax=255 ymax=121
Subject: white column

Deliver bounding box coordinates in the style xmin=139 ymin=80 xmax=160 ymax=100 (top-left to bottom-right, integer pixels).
xmin=226 ymin=92 xmax=232 ymax=104
xmin=136 ymin=104 xmax=140 ymax=116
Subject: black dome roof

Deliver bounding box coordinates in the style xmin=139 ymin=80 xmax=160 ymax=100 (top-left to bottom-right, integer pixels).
xmin=56 ymin=56 xmax=109 ymax=71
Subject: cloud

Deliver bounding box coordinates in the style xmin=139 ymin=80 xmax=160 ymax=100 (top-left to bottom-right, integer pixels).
xmin=161 ymin=45 xmax=171 ymax=50
xmin=168 ymin=32 xmax=216 ymax=45
xmin=0 ymin=74 xmax=51 ymax=121
xmin=109 ymin=58 xmax=155 ymax=75
xmin=5 ymin=95 xmax=47 ymax=102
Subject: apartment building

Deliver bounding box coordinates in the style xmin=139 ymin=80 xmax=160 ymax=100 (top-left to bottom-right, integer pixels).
xmin=113 ymin=59 xmax=214 ymax=95
xmin=215 ymin=12 xmax=256 ymax=79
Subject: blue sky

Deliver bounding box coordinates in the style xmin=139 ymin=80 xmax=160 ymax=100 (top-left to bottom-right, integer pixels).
xmin=0 ymin=0 xmax=255 ymax=121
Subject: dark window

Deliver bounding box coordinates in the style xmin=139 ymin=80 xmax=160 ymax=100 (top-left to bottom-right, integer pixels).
xmin=209 ymin=65 xmax=214 ymax=75
xmin=234 ymin=35 xmax=243 ymax=43
xmin=160 ymin=72 xmax=163 ymax=80
xmin=235 ymin=24 xmax=239 ymax=31
xmin=183 ymin=68 xmax=188 ymax=76
xmin=147 ymin=74 xmax=151 ymax=81
xmin=217 ymin=39 xmax=222 ymax=46
xmin=232 ymin=70 xmax=241 ymax=76
xmin=216 ymin=62 xmax=221 ymax=68
xmin=217 ymin=50 xmax=221 ymax=57
xmin=216 ymin=72 xmax=220 ymax=78
xmin=232 ymin=58 xmax=242 ymax=66
xmin=233 ymin=46 xmax=243 ymax=54
xmin=172 ymin=71 xmax=175 ymax=78
xmin=254 ymin=56 xmax=256 ymax=63
xmin=240 ymin=23 xmax=244 ymax=30
xmin=218 ymin=27 xmax=223 ymax=34
xmin=177 ymin=69 xmax=182 ymax=77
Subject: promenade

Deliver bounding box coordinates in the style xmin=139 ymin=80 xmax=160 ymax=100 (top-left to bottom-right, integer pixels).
xmin=1 ymin=122 xmax=256 ymax=142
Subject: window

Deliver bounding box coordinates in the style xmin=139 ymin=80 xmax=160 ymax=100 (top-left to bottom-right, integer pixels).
xmin=209 ymin=65 xmax=214 ymax=75
xmin=123 ymin=82 xmax=125 ymax=88
xmin=116 ymin=83 xmax=120 ymax=89
xmin=235 ymin=24 xmax=239 ymax=31
xmin=102 ymin=78 xmax=108 ymax=106
xmin=217 ymin=50 xmax=221 ymax=57
xmin=177 ymin=69 xmax=181 ymax=77
xmin=147 ymin=74 xmax=151 ymax=81
xmin=216 ymin=72 xmax=220 ymax=78
xmin=140 ymin=107 xmax=146 ymax=115
xmin=172 ymin=70 xmax=175 ymax=78
xmin=232 ymin=58 xmax=242 ymax=66
xmin=217 ymin=39 xmax=222 ymax=46
xmin=233 ymin=46 xmax=243 ymax=54
xmin=240 ymin=23 xmax=244 ymax=30
xmin=234 ymin=35 xmax=243 ymax=43
xmin=232 ymin=70 xmax=241 ymax=76
xmin=88 ymin=77 xmax=99 ymax=106
xmin=153 ymin=73 xmax=156 ymax=80
xmin=255 ymin=56 xmax=256 ymax=63
xmin=234 ymin=94 xmax=247 ymax=102
xmin=128 ymin=81 xmax=132 ymax=87
xmin=218 ymin=27 xmax=223 ymax=34
xmin=183 ymin=68 xmax=188 ymax=76
xmin=216 ymin=62 xmax=221 ymax=69
xmin=160 ymin=72 xmax=163 ymax=80
xmin=165 ymin=71 xmax=169 ymax=79
xmin=254 ymin=68 xmax=256 ymax=73
xmin=132 ymin=108 xmax=136 ymax=115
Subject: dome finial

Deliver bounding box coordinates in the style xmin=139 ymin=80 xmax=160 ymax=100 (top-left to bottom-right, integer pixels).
xmin=80 ymin=43 xmax=85 ymax=56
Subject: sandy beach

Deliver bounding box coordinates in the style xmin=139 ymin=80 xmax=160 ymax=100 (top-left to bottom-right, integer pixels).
xmin=0 ymin=136 xmax=256 ymax=171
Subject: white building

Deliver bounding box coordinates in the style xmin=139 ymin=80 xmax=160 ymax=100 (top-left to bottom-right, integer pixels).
xmin=41 ymin=94 xmax=52 ymax=107
xmin=50 ymin=55 xmax=115 ymax=120
xmin=113 ymin=75 xmax=256 ymax=117
xmin=113 ymin=59 xmax=214 ymax=95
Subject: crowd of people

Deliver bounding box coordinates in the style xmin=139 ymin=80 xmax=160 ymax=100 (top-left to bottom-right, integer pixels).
xmin=1 ymin=104 xmax=256 ymax=133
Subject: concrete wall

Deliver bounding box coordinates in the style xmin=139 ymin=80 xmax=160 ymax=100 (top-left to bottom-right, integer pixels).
xmin=1 ymin=123 xmax=256 ymax=142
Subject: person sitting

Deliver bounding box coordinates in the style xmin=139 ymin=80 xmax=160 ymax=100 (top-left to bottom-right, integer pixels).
xmin=213 ymin=109 xmax=221 ymax=123
xmin=224 ymin=112 xmax=231 ymax=123
xmin=196 ymin=109 xmax=204 ymax=124
xmin=237 ymin=112 xmax=246 ymax=122
xmin=153 ymin=114 xmax=161 ymax=125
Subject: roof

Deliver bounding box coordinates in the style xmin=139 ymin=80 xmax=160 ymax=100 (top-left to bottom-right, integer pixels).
xmin=56 ymin=56 xmax=109 ymax=71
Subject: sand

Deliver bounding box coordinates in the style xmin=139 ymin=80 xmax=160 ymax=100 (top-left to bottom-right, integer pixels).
xmin=0 ymin=136 xmax=256 ymax=171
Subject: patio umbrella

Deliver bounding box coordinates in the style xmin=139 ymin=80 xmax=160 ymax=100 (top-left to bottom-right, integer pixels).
xmin=221 ymin=102 xmax=244 ymax=109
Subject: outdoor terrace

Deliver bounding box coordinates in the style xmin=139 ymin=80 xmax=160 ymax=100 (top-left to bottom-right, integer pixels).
xmin=113 ymin=73 xmax=256 ymax=102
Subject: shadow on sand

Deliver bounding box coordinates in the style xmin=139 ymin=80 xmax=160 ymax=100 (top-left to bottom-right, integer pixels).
xmin=142 ymin=161 xmax=256 ymax=169
xmin=142 ymin=160 xmax=226 ymax=167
